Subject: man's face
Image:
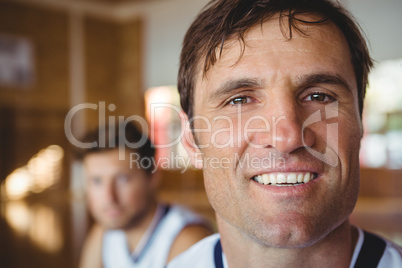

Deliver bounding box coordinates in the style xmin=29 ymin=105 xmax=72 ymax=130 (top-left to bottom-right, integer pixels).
xmin=84 ymin=149 xmax=156 ymax=230
xmin=183 ymin=15 xmax=362 ymax=248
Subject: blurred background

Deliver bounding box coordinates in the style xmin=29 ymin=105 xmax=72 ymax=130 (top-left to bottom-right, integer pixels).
xmin=0 ymin=0 xmax=401 ymax=267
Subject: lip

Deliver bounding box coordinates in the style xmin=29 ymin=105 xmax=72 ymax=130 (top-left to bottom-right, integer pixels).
xmin=250 ymin=173 xmax=322 ymax=197
xmin=248 ymin=159 xmax=324 ymax=179
xmin=104 ymin=208 xmax=122 ymax=218
xmin=248 ymin=164 xmax=323 ymax=180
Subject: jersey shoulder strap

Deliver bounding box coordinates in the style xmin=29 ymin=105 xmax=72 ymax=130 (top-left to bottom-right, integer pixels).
xmin=354 ymin=230 xmax=386 ymax=268
xmin=214 ymin=239 xmax=224 ymax=268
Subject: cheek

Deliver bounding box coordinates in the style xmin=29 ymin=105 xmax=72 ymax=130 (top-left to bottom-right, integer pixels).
xmin=122 ymin=181 xmax=150 ymax=205
xmin=194 ymin=110 xmax=244 ymax=149
xmin=211 ymin=126 xmax=234 ymax=147
xmin=338 ymin=113 xmax=363 ymax=157
xmin=202 ymin=147 xmax=242 ymax=209
xmin=120 ymin=186 xmax=138 ymax=203
xmin=207 ymin=113 xmax=257 ymax=151
xmin=87 ymin=191 xmax=102 ymax=215
xmin=87 ymin=188 xmax=99 ymax=204
xmin=203 ymin=168 xmax=230 ymax=212
xmin=310 ymin=111 xmax=362 ymax=153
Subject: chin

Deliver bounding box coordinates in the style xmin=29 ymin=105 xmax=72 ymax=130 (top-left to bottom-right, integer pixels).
xmin=101 ymin=219 xmax=126 ymax=230
xmin=260 ymin=233 xmax=317 ymax=249
xmin=257 ymin=232 xmax=324 ymax=249
xmin=106 ymin=224 xmax=123 ymax=230
xmin=249 ymin=218 xmax=333 ymax=249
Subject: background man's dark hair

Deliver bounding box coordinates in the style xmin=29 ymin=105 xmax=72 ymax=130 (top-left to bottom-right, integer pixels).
xmin=76 ymin=122 xmax=155 ymax=174
xmin=178 ymin=0 xmax=373 ymax=121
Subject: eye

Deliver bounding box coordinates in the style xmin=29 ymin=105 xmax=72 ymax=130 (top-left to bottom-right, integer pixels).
xmin=116 ymin=174 xmax=130 ymax=184
xmin=91 ymin=177 xmax=102 ymax=186
xmin=304 ymin=92 xmax=334 ymax=103
xmin=228 ymin=96 xmax=252 ymax=105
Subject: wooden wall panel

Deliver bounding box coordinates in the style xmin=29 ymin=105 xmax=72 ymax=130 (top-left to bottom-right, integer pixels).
xmin=0 ymin=2 xmax=69 ymax=110
xmin=0 ymin=2 xmax=70 ymax=184
xmin=360 ymin=168 xmax=402 ymax=197
xmin=0 ymin=2 xmax=144 ymax=186
xmin=84 ymin=16 xmax=144 ymax=131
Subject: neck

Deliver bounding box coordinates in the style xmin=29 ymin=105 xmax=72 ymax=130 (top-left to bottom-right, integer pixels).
xmin=124 ymin=201 xmax=159 ymax=252
xmin=218 ymin=216 xmax=358 ymax=268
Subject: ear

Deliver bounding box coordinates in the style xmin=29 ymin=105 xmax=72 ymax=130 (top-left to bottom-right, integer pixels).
xmin=180 ymin=111 xmax=203 ymax=169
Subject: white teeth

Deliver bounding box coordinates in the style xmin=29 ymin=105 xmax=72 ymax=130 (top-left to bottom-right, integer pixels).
xmin=269 ymin=174 xmax=276 ymax=185
xmin=277 ymin=174 xmax=286 ymax=184
xmin=253 ymin=172 xmax=316 ymax=186
xmin=262 ymin=174 xmax=269 ymax=185
xmin=304 ymin=172 xmax=311 ymax=183
xmin=297 ymin=173 xmax=304 ymax=183
xmin=288 ymin=173 xmax=297 ymax=184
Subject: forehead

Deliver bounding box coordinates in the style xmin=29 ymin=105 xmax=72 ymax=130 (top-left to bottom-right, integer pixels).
xmin=230 ymin=18 xmax=345 ymax=58
xmin=83 ymin=149 xmax=131 ymax=173
xmin=194 ymin=15 xmax=355 ymax=102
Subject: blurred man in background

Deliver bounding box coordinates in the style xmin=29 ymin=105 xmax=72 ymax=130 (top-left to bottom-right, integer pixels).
xmin=168 ymin=0 xmax=402 ymax=267
xmin=78 ymin=122 xmax=212 ymax=267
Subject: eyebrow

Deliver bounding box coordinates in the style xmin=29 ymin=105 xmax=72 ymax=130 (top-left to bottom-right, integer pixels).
xmin=207 ymin=73 xmax=351 ymax=103
xmin=208 ymin=78 xmax=263 ymax=102
xmin=297 ymin=73 xmax=352 ymax=92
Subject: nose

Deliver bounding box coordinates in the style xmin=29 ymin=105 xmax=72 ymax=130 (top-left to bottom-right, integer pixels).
xmin=250 ymin=96 xmax=315 ymax=154
xmin=104 ymin=181 xmax=118 ymax=204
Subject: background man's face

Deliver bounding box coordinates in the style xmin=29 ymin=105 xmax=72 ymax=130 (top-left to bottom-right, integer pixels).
xmin=84 ymin=149 xmax=155 ymax=230
xmin=186 ymin=15 xmax=362 ymax=247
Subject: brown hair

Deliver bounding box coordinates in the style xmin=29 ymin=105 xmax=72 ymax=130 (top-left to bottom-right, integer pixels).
xmin=178 ymin=0 xmax=373 ymax=121
xmin=76 ymin=122 xmax=155 ymax=174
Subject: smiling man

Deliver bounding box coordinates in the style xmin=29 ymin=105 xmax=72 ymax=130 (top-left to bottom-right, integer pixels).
xmin=168 ymin=0 xmax=402 ymax=267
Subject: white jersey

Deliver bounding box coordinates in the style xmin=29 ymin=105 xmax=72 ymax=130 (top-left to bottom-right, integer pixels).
xmin=102 ymin=204 xmax=206 ymax=268
xmin=167 ymin=227 xmax=402 ymax=268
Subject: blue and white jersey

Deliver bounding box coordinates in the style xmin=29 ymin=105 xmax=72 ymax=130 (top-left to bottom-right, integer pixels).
xmin=102 ymin=204 xmax=206 ymax=268
xmin=167 ymin=227 xmax=402 ymax=268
